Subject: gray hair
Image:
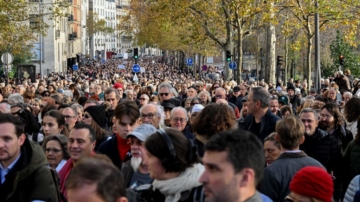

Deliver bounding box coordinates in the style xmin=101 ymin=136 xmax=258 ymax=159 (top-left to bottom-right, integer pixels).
xmin=251 ymin=87 xmax=270 ymax=108
xmin=139 ymin=103 xmax=165 ymax=126
xmin=0 ymin=103 xmax=11 ymax=113
xmin=158 ymin=82 xmax=173 ymax=93
xmin=64 ymin=107 xmax=78 ymax=116
xmin=344 ymin=91 xmax=353 ymax=98
xmin=8 ymin=93 xmax=24 ymax=104
xmin=17 ymin=85 xmax=26 ymax=91
xmin=104 ymin=87 xmax=120 ymax=100
xmin=71 ymin=104 xmax=83 ymax=114
xmin=170 ymin=107 xmax=188 ymax=121
xmin=171 ymin=88 xmax=179 ymax=97
xmin=299 ymin=108 xmax=319 ymax=120
xmin=215 ymin=87 xmax=227 ymax=95
xmin=125 ymin=90 xmax=133 ymax=96
xmin=198 ymin=91 xmax=211 ymax=102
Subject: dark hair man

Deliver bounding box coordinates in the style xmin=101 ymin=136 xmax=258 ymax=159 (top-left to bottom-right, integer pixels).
xmin=59 ymin=123 xmax=97 ymax=200
xmin=98 ymin=100 xmax=141 ymax=169
xmin=200 ymin=129 xmax=270 ymax=201
xmin=0 ymin=113 xmax=58 ymax=201
xmin=240 ymin=87 xmax=281 ymax=142
xmin=104 ymin=87 xmax=121 ymax=128
xmin=66 ymin=157 xmax=128 ymax=202
xmin=258 ymin=115 xmax=324 ymax=202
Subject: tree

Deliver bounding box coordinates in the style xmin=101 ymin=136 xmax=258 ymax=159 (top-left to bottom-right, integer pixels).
xmin=330 ymin=30 xmax=360 ymax=77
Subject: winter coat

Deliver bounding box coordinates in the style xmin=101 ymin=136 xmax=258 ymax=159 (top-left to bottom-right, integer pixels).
xmin=98 ymin=134 xmax=131 ymax=170
xmin=300 ymin=128 xmax=342 ymax=175
xmin=344 ymin=140 xmax=360 ymax=180
xmin=335 ymin=75 xmax=351 ymax=92
xmin=258 ymin=151 xmax=324 ymax=202
xmin=0 ymin=138 xmax=58 ymax=201
xmin=240 ymin=109 xmax=281 ymax=142
xmin=344 ymin=175 xmax=360 ymax=202
xmin=122 ymin=161 xmax=135 ymax=188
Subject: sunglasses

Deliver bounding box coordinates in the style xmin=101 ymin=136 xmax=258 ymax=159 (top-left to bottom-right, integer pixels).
xmin=84 ymin=114 xmax=91 ymax=119
xmin=159 ymin=93 xmax=169 ymax=97
xmin=139 ymin=98 xmax=147 ymax=101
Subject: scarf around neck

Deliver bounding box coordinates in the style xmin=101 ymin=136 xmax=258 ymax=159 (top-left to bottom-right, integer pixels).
xmin=152 ymin=163 xmax=204 ymax=202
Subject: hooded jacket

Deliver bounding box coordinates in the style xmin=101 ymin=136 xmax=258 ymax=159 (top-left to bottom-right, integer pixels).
xmin=0 ymin=138 xmax=57 ymax=202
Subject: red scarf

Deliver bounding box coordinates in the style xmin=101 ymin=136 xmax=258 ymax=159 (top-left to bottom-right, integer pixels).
xmin=59 ymin=151 xmax=95 ymax=201
xmin=116 ymin=134 xmax=130 ymax=161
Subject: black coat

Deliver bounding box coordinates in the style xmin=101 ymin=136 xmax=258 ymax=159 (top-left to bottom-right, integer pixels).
xmin=240 ymin=109 xmax=281 ymax=142
xmin=97 ymin=134 xmax=131 ymax=170
xmin=258 ymin=151 xmax=324 ymax=202
xmin=300 ymin=128 xmax=342 ymax=177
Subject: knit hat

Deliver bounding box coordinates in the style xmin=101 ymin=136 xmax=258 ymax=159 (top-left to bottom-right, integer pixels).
xmin=113 ymin=83 xmax=124 ymax=90
xmin=84 ymin=104 xmax=107 ymax=128
xmin=290 ymin=166 xmax=333 ymax=202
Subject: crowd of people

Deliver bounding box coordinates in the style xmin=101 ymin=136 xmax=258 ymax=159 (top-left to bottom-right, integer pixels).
xmin=1 ymin=58 xmax=360 ymax=202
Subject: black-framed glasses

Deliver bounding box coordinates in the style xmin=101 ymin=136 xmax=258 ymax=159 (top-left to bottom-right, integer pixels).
xmin=159 ymin=93 xmax=169 ymax=97
xmin=139 ymin=98 xmax=148 ymax=101
xmin=141 ymin=113 xmax=157 ymax=119
xmin=45 ymin=148 xmax=62 ymax=153
xmin=215 ymin=95 xmax=223 ymax=98
xmin=172 ymin=117 xmax=186 ymax=123
xmin=84 ymin=114 xmax=91 ymax=119
xmin=44 ymin=94 xmax=50 ymax=97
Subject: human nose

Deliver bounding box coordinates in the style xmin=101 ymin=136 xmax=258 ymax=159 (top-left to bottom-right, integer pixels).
xmin=199 ymin=170 xmax=208 ymax=184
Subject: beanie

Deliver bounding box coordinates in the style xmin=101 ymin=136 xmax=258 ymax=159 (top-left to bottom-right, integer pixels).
xmin=113 ymin=83 xmax=124 ymax=90
xmin=84 ymin=104 xmax=107 ymax=128
xmin=290 ymin=166 xmax=333 ymax=202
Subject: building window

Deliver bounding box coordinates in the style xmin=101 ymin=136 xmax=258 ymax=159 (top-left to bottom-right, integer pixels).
xmin=29 ymin=14 xmax=41 ymax=29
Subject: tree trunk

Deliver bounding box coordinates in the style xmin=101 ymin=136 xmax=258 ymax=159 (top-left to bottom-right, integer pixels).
xmin=307 ymin=37 xmax=313 ymax=88
xmin=236 ymin=28 xmax=243 ymax=84
xmin=266 ymin=23 xmax=276 ymax=85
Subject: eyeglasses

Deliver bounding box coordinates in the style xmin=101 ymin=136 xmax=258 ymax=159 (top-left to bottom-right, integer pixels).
xmin=64 ymin=115 xmax=76 ymax=119
xmin=45 ymin=148 xmax=62 ymax=153
xmin=84 ymin=114 xmax=91 ymax=119
xmin=141 ymin=113 xmax=157 ymax=119
xmin=172 ymin=117 xmax=186 ymax=123
xmin=215 ymin=95 xmax=223 ymax=98
xmin=320 ymin=113 xmax=333 ymax=119
xmin=139 ymin=98 xmax=148 ymax=101
xmin=270 ymin=95 xmax=278 ymax=99
xmin=159 ymin=93 xmax=169 ymax=97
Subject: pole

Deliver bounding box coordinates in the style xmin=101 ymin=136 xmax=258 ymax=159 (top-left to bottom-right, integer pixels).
xmin=5 ymin=55 xmax=8 ymax=86
xmin=39 ymin=0 xmax=43 ymax=78
xmin=315 ymin=0 xmax=321 ymax=93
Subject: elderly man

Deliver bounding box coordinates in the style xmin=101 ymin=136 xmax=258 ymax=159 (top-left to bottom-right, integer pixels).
xmin=124 ymin=90 xmax=135 ymax=101
xmin=158 ymin=83 xmax=173 ymax=103
xmin=170 ymin=107 xmax=194 ymax=140
xmin=0 ymin=103 xmax=11 ymax=113
xmin=122 ymin=124 xmax=157 ymax=188
xmin=214 ymin=87 xmax=240 ymax=118
xmin=62 ymin=107 xmax=79 ymax=130
xmin=8 ymin=93 xmax=24 ymax=105
xmin=15 ymin=85 xmax=26 ymax=96
xmin=139 ymin=104 xmax=164 ymax=129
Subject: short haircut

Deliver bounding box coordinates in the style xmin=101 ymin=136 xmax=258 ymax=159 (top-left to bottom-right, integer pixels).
xmin=71 ymin=123 xmax=96 ymax=142
xmin=65 ymin=157 xmax=126 ymax=201
xmin=140 ymin=103 xmax=165 ymax=125
xmin=299 ymin=108 xmax=319 ymax=120
xmin=205 ymin=129 xmax=265 ymax=185
xmin=0 ymin=113 xmax=24 ymax=137
xmin=192 ymin=104 xmax=237 ymax=139
xmin=158 ymin=82 xmax=173 ymax=92
xmin=145 ymin=128 xmax=200 ymax=173
xmin=170 ymin=107 xmax=188 ymax=121
xmin=8 ymin=93 xmax=24 ymax=104
xmin=71 ymin=104 xmax=83 ymax=114
xmin=114 ymin=100 xmax=140 ymax=123
xmin=63 ymin=107 xmax=78 ymax=116
xmin=104 ymin=88 xmax=120 ymax=100
xmin=276 ymin=115 xmax=305 ymax=150
xmin=251 ymin=87 xmax=270 ymax=108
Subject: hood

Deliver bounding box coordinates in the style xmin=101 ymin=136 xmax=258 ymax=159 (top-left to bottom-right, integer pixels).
xmin=17 ymin=138 xmax=48 ymax=181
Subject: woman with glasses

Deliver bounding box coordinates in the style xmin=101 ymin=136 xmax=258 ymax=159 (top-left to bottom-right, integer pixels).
xmin=41 ymin=90 xmax=51 ymax=97
xmin=82 ymin=104 xmax=111 ymax=151
xmin=42 ymin=135 xmax=70 ymax=172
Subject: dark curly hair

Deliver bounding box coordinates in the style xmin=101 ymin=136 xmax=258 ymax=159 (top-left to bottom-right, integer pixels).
xmin=192 ymin=103 xmax=237 ymax=139
xmin=321 ymin=103 xmax=344 ymax=126
xmin=344 ymin=97 xmax=360 ymax=122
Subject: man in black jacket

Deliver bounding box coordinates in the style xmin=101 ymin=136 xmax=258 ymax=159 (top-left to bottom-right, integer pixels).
xmin=122 ymin=124 xmax=157 ymax=188
xmin=98 ymin=100 xmax=141 ymax=169
xmin=240 ymin=87 xmax=281 ymax=142
xmin=258 ymin=115 xmax=324 ymax=202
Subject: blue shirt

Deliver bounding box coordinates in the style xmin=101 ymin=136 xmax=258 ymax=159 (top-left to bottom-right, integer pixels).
xmin=0 ymin=153 xmax=21 ymax=184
